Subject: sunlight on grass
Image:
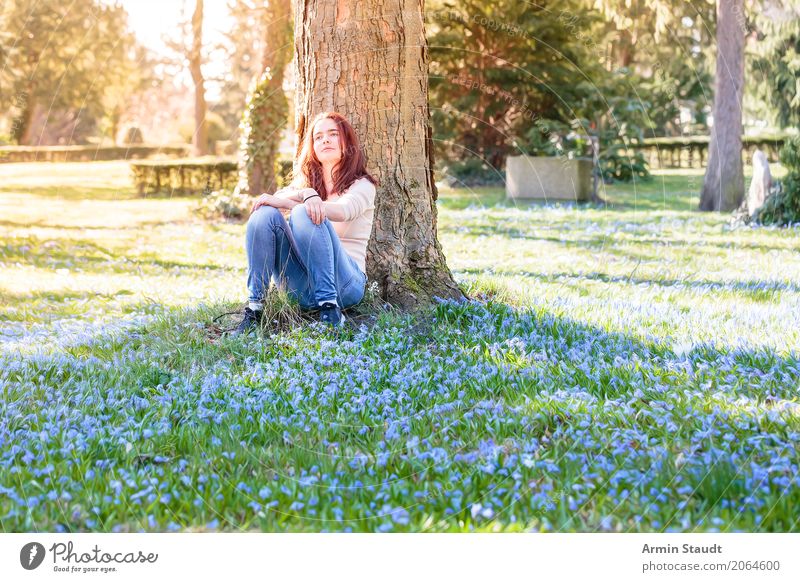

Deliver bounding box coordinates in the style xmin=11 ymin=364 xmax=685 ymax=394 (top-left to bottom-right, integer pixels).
xmin=1 ymin=161 xmax=798 ymax=351
xmin=0 ymin=161 xmax=138 ymax=200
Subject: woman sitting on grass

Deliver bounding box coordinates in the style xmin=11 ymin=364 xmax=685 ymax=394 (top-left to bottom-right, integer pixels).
xmin=232 ymin=111 xmax=378 ymax=336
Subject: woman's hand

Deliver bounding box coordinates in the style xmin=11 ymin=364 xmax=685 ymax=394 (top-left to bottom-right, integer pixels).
xmin=251 ymin=193 xmax=274 ymax=214
xmin=304 ymin=195 xmax=327 ymax=225
xmin=251 ymin=193 xmax=301 ymax=214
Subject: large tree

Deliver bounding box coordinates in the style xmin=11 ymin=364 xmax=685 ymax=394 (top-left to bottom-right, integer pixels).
xmin=700 ymin=0 xmax=746 ymax=211
xmin=294 ymin=0 xmax=463 ymax=309
xmin=237 ymin=0 xmax=293 ymax=196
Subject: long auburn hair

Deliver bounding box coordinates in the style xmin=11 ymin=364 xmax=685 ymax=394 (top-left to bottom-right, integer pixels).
xmin=294 ymin=111 xmax=378 ymax=200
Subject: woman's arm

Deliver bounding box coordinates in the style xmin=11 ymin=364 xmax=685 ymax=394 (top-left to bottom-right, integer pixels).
xmin=273 ymin=184 xmax=305 ymax=202
xmin=251 ymin=183 xmax=315 ymax=213
xmin=322 ymin=180 xmax=376 ymax=222
xmin=320 ymin=202 xmax=347 ymax=222
xmin=251 ymin=192 xmax=301 ymax=213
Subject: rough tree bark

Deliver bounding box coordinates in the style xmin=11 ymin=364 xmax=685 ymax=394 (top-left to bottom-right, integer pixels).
xmin=294 ymin=0 xmax=463 ymax=309
xmin=190 ymin=0 xmax=209 ymax=156
xmin=700 ymin=0 xmax=745 ymax=211
xmin=237 ymin=0 xmax=293 ymax=196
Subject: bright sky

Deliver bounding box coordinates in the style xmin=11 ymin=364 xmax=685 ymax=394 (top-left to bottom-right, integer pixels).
xmin=118 ymin=0 xmax=231 ymax=54
xmin=115 ymin=0 xmax=234 ymax=100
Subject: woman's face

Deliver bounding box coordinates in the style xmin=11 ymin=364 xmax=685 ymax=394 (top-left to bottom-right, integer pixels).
xmin=312 ymin=118 xmax=343 ymax=167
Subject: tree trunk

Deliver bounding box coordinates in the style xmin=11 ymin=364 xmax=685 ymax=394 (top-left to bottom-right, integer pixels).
xmin=190 ymin=0 xmax=208 ymax=156
xmin=15 ymin=97 xmax=38 ymax=146
xmin=700 ymin=0 xmax=745 ymax=211
xmin=237 ymin=0 xmax=293 ymax=196
xmin=294 ymin=0 xmax=463 ymax=310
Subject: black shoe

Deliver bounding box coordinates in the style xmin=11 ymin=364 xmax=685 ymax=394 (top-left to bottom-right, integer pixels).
xmin=230 ymin=307 xmax=264 ymax=336
xmin=319 ymin=302 xmax=345 ymax=327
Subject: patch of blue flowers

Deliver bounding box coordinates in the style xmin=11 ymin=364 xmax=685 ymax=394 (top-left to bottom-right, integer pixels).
xmin=0 ymin=297 xmax=798 ymax=532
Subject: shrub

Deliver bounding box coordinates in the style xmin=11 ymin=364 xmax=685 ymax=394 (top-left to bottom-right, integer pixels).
xmin=206 ymin=112 xmax=230 ymax=148
xmin=518 ymin=116 xmax=652 ymax=184
xmin=518 ymin=119 xmax=571 ymax=157
xmin=194 ymin=158 xmax=296 ymax=220
xmin=437 ymin=158 xmax=504 ymax=188
xmin=130 ymin=158 xmax=238 ymax=196
xmin=122 ymin=126 xmax=144 ymax=144
xmin=195 ymin=189 xmax=251 ymax=221
xmin=754 ymin=136 xmax=800 ymax=226
xmin=276 ymin=158 xmax=293 ymax=188
xmin=180 ymin=112 xmax=232 ymax=151
xmin=598 ymin=146 xmax=652 ymax=183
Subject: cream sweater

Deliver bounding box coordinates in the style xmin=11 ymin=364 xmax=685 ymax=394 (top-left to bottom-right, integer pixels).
xmin=274 ymin=176 xmax=376 ymax=274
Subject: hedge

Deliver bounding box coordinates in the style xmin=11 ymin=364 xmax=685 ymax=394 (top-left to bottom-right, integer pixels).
xmin=131 ymin=158 xmax=239 ymax=196
xmin=0 ymin=144 xmax=190 ymax=164
xmin=631 ymin=134 xmax=794 ymax=170
xmin=130 ymin=157 xmax=295 ymax=196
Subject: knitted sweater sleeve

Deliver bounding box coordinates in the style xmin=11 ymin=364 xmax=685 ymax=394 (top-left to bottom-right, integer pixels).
xmin=273 ymin=177 xmax=315 ymax=202
xmin=326 ymin=178 xmax=376 ymax=221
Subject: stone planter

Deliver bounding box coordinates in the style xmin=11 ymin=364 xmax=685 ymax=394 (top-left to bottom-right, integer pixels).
xmin=505 ymin=155 xmax=593 ymax=202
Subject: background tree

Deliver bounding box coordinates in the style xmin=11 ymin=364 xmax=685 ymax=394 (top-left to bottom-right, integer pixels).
xmin=237 ymin=0 xmax=293 ymax=196
xmin=701 ymin=0 xmax=746 ymax=211
xmin=0 ymin=0 xmax=135 ymax=145
xmin=190 ymin=0 xmax=209 ymax=155
xmin=427 ymin=0 xmax=602 ymax=172
xmin=749 ymin=0 xmax=800 ymax=128
xmin=213 ymin=0 xmax=271 ymax=139
xmin=101 ymin=45 xmax=158 ymax=144
xmin=295 ymin=0 xmax=463 ymax=308
xmin=591 ymin=0 xmax=716 ymax=136
xmin=425 ymin=0 xmax=716 ymax=186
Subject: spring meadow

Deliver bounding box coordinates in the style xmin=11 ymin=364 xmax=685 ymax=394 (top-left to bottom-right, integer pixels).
xmin=2 ymin=0 xmax=800 ymax=562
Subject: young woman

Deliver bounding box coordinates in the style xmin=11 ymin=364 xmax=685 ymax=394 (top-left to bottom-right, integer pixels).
xmin=232 ymin=111 xmax=378 ymax=335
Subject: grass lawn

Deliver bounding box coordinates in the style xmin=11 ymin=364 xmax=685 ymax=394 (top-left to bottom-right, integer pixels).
xmin=1 ymin=161 xmax=799 ymax=532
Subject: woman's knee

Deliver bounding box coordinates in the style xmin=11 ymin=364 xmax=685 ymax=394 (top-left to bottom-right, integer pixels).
xmin=289 ymin=203 xmax=313 ymax=226
xmin=247 ymin=206 xmax=282 ymax=232
xmin=290 ymin=204 xmax=329 ymax=236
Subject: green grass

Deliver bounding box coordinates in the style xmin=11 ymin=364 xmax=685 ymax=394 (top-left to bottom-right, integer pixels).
xmin=0 ymin=161 xmax=799 ymax=533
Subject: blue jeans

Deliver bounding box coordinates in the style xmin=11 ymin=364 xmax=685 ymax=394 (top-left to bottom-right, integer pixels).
xmin=245 ymin=205 xmax=367 ymax=309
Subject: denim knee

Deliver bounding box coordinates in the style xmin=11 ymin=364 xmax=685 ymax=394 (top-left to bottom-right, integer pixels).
xmin=248 ymin=206 xmax=282 ymax=232
xmin=289 ymin=203 xmax=317 ymax=228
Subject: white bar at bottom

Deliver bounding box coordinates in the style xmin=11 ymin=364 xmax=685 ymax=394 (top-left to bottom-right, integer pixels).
xmin=1 ymin=533 xmax=797 ymax=582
